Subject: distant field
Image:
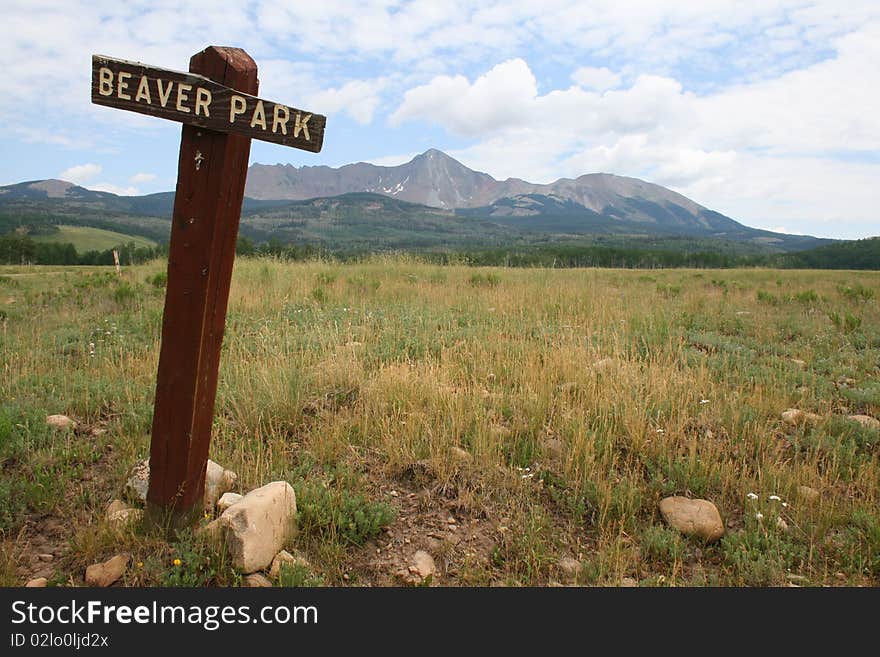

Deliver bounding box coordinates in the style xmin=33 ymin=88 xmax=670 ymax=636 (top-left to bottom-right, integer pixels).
xmin=1 ymin=258 xmax=878 ymax=587
xmin=32 ymin=225 xmax=156 ymax=251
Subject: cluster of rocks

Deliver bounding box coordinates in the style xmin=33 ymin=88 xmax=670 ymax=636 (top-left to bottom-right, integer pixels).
xmin=781 ymin=408 xmax=879 ymax=430
xmin=73 ymin=458 xmax=302 ymax=587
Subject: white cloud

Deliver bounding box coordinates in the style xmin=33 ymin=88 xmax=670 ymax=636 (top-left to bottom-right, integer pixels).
xmin=90 ymin=182 xmax=140 ymax=196
xmin=129 ymin=172 xmax=156 ymax=184
xmin=308 ymin=79 xmax=388 ymax=125
xmin=571 ymin=66 xmax=621 ymax=91
xmin=59 ymin=163 xmax=102 ymax=184
xmin=391 ymin=59 xmax=538 ymax=136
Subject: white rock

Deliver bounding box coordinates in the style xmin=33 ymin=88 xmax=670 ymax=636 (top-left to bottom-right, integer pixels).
xmin=204 ymin=460 xmax=237 ymax=510
xmin=781 ymin=409 xmax=804 ymax=426
xmin=848 ymin=414 xmax=880 ymax=430
xmin=105 ymin=499 xmax=129 ymax=519
xmin=217 ymin=492 xmax=243 ymax=514
xmin=124 ymin=458 xmax=237 ymax=509
xmin=85 ymin=554 xmax=129 ymax=587
xmin=620 ymin=577 xmax=639 ymax=587
xmin=46 ymin=414 xmax=75 ymax=430
xmin=557 ymin=557 xmax=581 ymax=582
xmin=244 ymin=573 xmax=273 ymax=587
xmin=398 ymin=551 xmax=436 ymax=585
xmin=124 ymin=459 xmax=150 ymax=503
xmin=797 ymin=485 xmax=821 ymax=504
xmin=269 ymin=549 xmax=311 ymax=578
xmin=26 ymin=577 xmax=48 ymax=587
xmin=108 ymin=508 xmax=143 ymax=529
xmin=219 ymin=481 xmax=297 ymax=574
xmin=659 ymin=496 xmax=725 ymax=543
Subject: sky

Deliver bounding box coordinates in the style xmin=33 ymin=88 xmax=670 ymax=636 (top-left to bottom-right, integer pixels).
xmin=1 ymin=0 xmax=878 ymax=239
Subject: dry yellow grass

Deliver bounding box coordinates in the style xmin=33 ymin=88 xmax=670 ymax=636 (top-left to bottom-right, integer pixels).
xmin=1 ymin=259 xmax=878 ymax=586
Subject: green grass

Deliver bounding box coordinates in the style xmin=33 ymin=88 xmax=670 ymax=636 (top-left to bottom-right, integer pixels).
xmin=33 ymin=225 xmax=156 ymax=252
xmin=1 ymin=258 xmax=878 ymax=587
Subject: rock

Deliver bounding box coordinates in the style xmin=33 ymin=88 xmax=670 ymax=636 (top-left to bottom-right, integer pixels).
xmin=269 ymin=550 xmax=310 ymax=579
xmin=219 ymin=481 xmax=297 ymax=574
xmin=620 ymin=577 xmax=639 ymax=587
xmin=85 ymin=554 xmax=130 ymax=587
xmin=541 ymin=438 xmax=564 ymax=460
xmin=450 ymin=446 xmax=472 ymax=464
xmin=37 ymin=553 xmax=54 ymax=562
xmin=26 ymin=577 xmax=48 ymax=587
xmin=848 ymin=414 xmax=880 ymax=430
xmin=108 ymin=508 xmax=143 ymax=529
xmin=105 ymin=499 xmax=129 ymax=519
xmin=803 ymin=411 xmax=823 ymax=423
xmin=781 ymin=409 xmax=804 ymax=426
xmin=659 ymin=497 xmax=725 ymax=543
xmin=557 ymin=557 xmax=581 ymax=582
xmin=204 ymin=460 xmax=237 ymax=510
xmin=797 ymin=485 xmax=820 ymax=504
xmin=124 ymin=458 xmax=238 ymax=509
xmin=398 ymin=551 xmax=436 ymax=585
xmin=124 ymin=459 xmax=150 ymax=503
xmin=244 ymin=573 xmax=273 ymax=588
xmin=46 ymin=414 xmax=75 ymax=430
xmin=217 ymin=492 xmax=243 ymax=514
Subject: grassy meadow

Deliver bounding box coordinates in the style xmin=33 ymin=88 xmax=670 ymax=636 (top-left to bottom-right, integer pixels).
xmin=1 ymin=258 xmax=878 ymax=587
xmin=31 ymin=225 xmax=157 ymax=252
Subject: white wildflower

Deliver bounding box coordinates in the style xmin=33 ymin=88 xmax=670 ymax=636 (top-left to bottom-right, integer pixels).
xmin=769 ymin=495 xmax=781 ymax=501
xmin=699 ymin=399 xmax=710 ymax=405
xmin=747 ymin=492 xmax=758 ymax=500
xmin=755 ymin=512 xmax=764 ymax=521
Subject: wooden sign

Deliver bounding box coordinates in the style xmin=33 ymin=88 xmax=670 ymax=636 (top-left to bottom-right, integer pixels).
xmin=92 ymin=55 xmax=326 ymax=152
xmin=91 ymin=46 xmax=326 ymax=528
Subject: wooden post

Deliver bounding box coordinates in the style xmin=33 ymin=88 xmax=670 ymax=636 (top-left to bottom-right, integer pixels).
xmin=90 ymin=46 xmax=326 ymax=529
xmin=145 ymin=47 xmax=257 ymax=527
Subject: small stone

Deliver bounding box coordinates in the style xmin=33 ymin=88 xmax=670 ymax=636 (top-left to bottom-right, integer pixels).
xmin=620 ymin=577 xmax=639 ymax=587
xmin=398 ymin=551 xmax=436 ymax=585
xmin=38 ymin=553 xmax=54 ymax=562
xmin=269 ymin=550 xmax=310 ymax=579
xmin=219 ymin=481 xmax=297 ymax=574
xmin=781 ymin=409 xmax=804 ymax=426
xmin=124 ymin=459 xmax=150 ymax=503
xmin=450 ymin=446 xmax=472 ymax=464
xmin=659 ymin=496 xmax=725 ymax=543
xmin=46 ymin=414 xmax=75 ymax=430
xmin=85 ymin=554 xmax=130 ymax=587
xmin=557 ymin=557 xmax=581 ymax=582
xmin=124 ymin=458 xmax=238 ymax=509
xmin=848 ymin=414 xmax=880 ymax=430
xmin=204 ymin=460 xmax=238 ymax=510
xmin=797 ymin=486 xmax=820 ymax=504
xmin=105 ymin=499 xmax=129 ymax=519
xmin=217 ymin=492 xmax=243 ymax=513
xmin=26 ymin=577 xmax=48 ymax=587
xmin=108 ymin=508 xmax=143 ymax=529
xmin=244 ymin=573 xmax=273 ymax=588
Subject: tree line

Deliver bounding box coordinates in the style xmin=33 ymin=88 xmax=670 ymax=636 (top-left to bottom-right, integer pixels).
xmin=0 ymin=234 xmax=162 ymax=266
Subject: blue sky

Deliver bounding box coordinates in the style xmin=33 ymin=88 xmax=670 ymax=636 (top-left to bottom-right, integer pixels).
xmin=2 ymin=0 xmax=878 ymax=239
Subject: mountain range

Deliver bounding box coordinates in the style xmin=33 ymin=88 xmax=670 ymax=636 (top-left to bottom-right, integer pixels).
xmin=0 ymin=149 xmax=833 ymax=253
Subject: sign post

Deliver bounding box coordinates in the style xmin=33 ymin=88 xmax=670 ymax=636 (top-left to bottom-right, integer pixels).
xmin=92 ymin=46 xmax=326 ymax=528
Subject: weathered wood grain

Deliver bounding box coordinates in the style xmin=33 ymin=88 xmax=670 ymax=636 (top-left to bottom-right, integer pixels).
xmin=146 ymin=46 xmax=258 ymax=525
xmin=91 ymin=54 xmax=325 ymax=152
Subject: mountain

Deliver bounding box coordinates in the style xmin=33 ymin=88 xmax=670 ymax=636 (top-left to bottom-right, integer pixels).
xmin=243 ymin=149 xmax=827 ymax=249
xmin=0 ymin=150 xmax=835 ymax=253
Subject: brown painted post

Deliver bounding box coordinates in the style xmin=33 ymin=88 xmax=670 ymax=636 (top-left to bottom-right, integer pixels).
xmin=145 ymin=47 xmax=258 ymax=527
